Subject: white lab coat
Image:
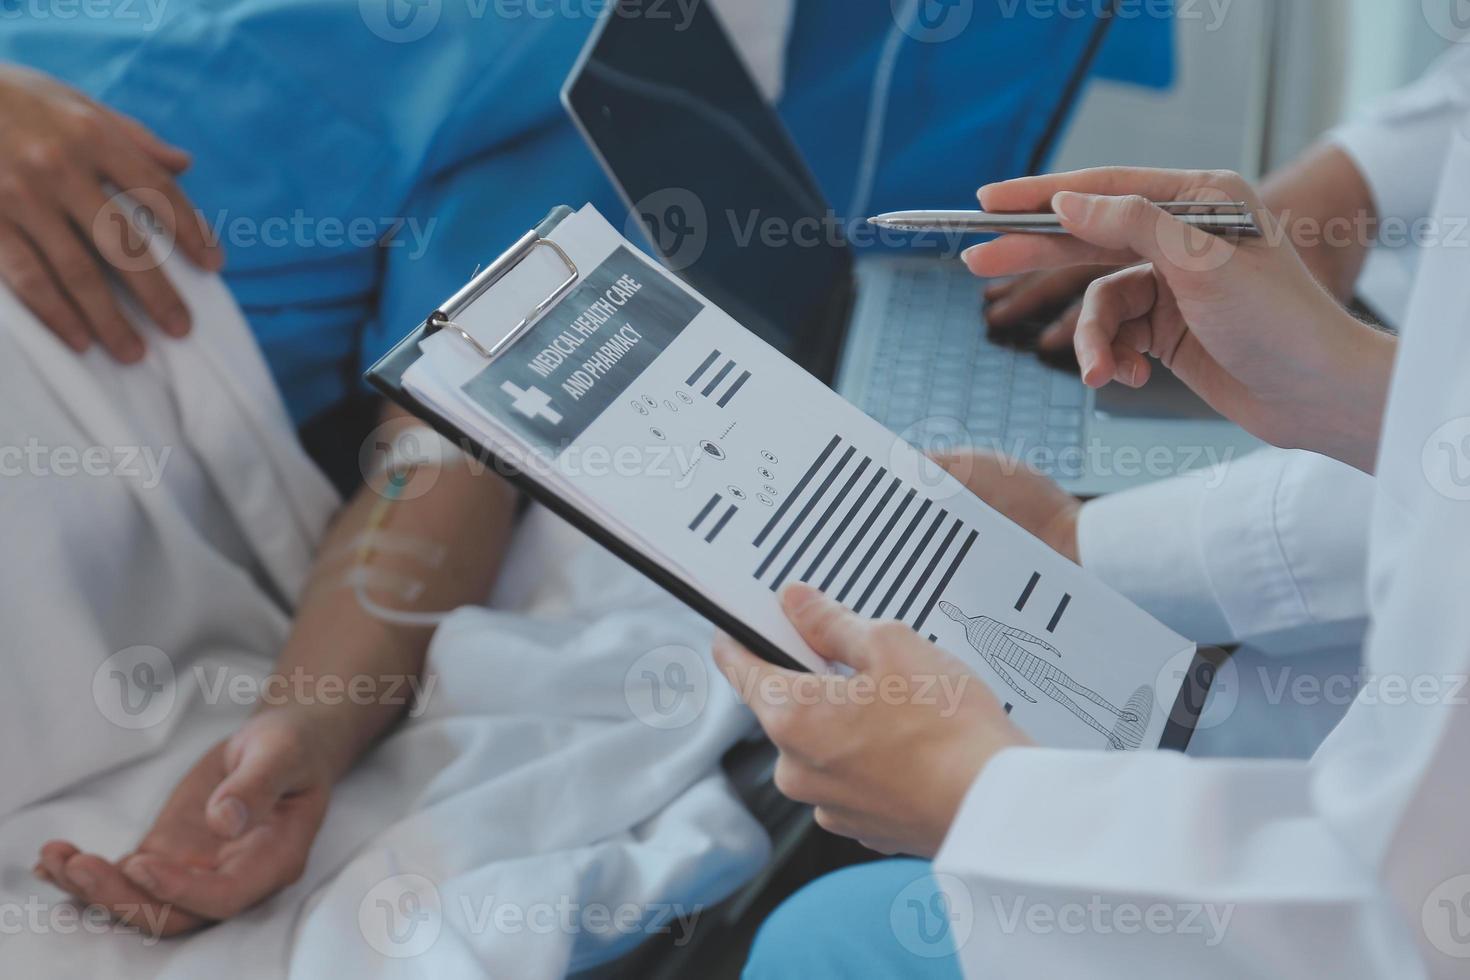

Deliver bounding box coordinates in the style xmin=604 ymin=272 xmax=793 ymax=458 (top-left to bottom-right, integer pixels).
xmin=935 ymin=49 xmax=1470 ymax=978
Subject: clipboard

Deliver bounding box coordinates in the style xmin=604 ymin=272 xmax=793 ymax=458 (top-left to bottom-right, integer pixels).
xmin=366 ymin=206 xmax=1224 ymax=751
xmin=367 ymin=206 xmax=808 ymax=674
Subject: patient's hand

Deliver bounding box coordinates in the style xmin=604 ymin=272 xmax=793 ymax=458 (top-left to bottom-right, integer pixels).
xmin=0 ymin=64 xmax=223 ymax=362
xmin=34 ymin=710 xmax=331 ymax=937
xmin=930 ymin=451 xmax=1080 ymax=563
xmin=984 ymin=266 xmax=1111 ymax=354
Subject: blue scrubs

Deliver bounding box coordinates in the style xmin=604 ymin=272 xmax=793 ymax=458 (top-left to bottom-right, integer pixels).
xmin=0 ymin=1 xmax=624 ymax=426
xmin=779 ymin=0 xmax=1176 ymax=229
xmin=744 ymin=860 xmax=964 ymax=979
xmin=2 ymin=1 xmax=1172 ymax=429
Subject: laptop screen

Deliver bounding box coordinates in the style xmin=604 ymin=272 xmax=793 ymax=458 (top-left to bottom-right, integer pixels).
xmin=564 ymin=0 xmax=853 ymax=382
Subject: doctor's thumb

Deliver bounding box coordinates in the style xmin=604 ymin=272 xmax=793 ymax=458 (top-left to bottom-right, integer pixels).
xmin=779 ymin=584 xmax=874 ymax=672
xmin=206 ymin=721 xmax=309 ymax=840
xmin=1052 ymin=190 xmax=1228 ymax=279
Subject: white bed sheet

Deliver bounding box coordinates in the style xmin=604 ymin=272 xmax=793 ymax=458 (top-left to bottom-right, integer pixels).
xmin=0 ymin=254 xmax=767 ymax=979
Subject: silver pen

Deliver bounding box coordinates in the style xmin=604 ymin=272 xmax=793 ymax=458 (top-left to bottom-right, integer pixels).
xmin=869 ymin=202 xmax=1261 ymax=237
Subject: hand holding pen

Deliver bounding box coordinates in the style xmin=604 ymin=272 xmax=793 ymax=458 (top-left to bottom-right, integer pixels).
xmin=951 ymin=167 xmax=1390 ymax=474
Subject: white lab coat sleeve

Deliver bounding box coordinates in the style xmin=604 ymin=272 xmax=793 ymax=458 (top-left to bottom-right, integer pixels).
xmin=1077 ymin=448 xmax=1374 ymax=645
xmin=934 ymin=356 xmax=1470 ymax=980
xmin=936 ymin=474 xmax=1470 ymax=979
xmin=1329 ymin=46 xmax=1470 ymax=225
xmin=934 ymin=120 xmax=1470 ymax=980
xmin=933 ymin=742 xmax=1423 ymax=978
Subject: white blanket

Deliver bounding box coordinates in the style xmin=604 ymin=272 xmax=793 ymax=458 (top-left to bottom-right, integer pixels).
xmin=0 ymin=256 xmax=767 ymax=978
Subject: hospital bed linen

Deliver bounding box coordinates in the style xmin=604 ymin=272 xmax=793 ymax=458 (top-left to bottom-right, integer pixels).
xmin=0 ymin=254 xmax=768 ymax=978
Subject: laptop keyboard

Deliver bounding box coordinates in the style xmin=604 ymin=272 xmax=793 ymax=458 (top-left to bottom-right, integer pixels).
xmin=860 ymin=263 xmax=1088 ymax=474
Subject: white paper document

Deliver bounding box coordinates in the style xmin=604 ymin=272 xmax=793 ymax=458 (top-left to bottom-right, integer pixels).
xmin=401 ymin=205 xmax=1197 ymax=752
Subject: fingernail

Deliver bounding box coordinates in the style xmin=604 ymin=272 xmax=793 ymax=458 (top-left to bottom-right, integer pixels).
xmin=165 ymin=310 xmax=190 ymax=336
xmin=961 ymin=245 xmax=980 ymax=263
xmin=780 ymin=582 xmax=821 ymax=612
xmin=211 ymin=796 xmax=248 ymax=839
xmin=1123 ymin=361 xmax=1138 ymax=386
xmin=123 ymin=859 xmax=157 ymax=893
xmin=1080 ymin=351 xmax=1097 ymax=383
xmin=1052 ymin=192 xmax=1091 ymax=223
xmin=32 ymin=863 xmax=49 ymax=882
xmin=120 ymin=339 xmax=145 ymax=363
xmin=1038 ymin=325 xmax=1064 ymax=348
xmin=69 ymin=867 xmax=96 ymax=891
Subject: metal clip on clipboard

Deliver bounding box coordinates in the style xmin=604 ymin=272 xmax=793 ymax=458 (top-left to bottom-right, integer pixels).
xmin=426 ymin=217 xmax=581 ymax=363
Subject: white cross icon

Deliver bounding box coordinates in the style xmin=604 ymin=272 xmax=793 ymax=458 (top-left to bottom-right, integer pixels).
xmin=500 ymin=382 xmax=564 ymax=424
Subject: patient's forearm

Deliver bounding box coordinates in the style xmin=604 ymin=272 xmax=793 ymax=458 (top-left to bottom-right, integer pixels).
xmin=1259 ymin=142 xmax=1377 ymax=302
xmin=262 ymin=405 xmax=518 ymax=778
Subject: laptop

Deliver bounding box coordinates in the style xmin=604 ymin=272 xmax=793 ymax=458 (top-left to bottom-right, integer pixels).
xmin=562 ymin=1 xmax=1260 ymax=497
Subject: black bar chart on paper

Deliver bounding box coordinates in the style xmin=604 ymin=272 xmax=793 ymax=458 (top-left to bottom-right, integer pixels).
xmin=750 ymin=434 xmax=979 ymax=632
xmin=689 ymin=492 xmax=738 ymax=544
xmin=685 ymin=348 xmax=752 ymax=409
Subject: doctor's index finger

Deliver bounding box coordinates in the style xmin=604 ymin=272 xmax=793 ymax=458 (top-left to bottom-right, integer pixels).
xmin=978 ymin=166 xmax=1255 ymax=214
xmin=1075 ymin=264 xmax=1162 ymax=388
xmin=711 ymin=631 xmax=847 ymax=749
xmin=712 ymin=631 xmax=796 ymax=710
